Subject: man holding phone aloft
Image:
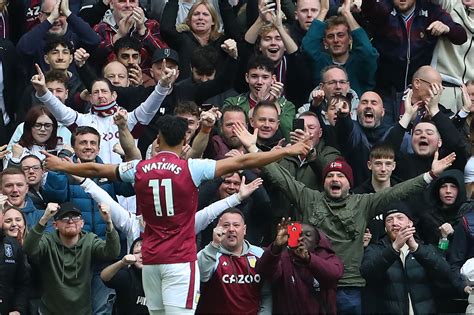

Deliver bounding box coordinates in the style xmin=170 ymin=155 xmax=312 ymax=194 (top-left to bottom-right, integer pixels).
xmin=260 ymin=152 xmax=456 ymax=314
xmin=258 ymin=218 xmax=343 ymax=314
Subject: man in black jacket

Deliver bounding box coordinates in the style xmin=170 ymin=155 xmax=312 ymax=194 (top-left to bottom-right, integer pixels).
xmin=361 ymin=203 xmax=469 ymax=314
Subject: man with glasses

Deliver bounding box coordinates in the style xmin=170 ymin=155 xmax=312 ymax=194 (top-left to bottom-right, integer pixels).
xmin=17 ymin=0 xmax=100 ymax=77
xmin=302 ymin=0 xmax=378 ymax=97
xmin=20 ymin=155 xmax=47 ymax=210
xmin=23 ymin=201 xmax=120 ymax=314
xmin=299 ymin=65 xmax=359 ymax=116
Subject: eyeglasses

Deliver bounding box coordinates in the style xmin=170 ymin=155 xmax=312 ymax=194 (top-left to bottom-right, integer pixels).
xmin=33 ymin=123 xmax=53 ymax=130
xmin=323 ymin=80 xmax=349 ymax=86
xmin=22 ymin=165 xmax=42 ymax=172
xmin=58 ymin=216 xmax=82 ymax=223
xmin=417 ymin=78 xmax=445 ymax=89
xmin=417 ymin=78 xmax=433 ymax=85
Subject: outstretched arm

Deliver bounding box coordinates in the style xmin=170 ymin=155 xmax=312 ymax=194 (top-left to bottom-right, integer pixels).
xmin=215 ymin=142 xmax=310 ymax=177
xmin=43 ymin=151 xmax=120 ymax=181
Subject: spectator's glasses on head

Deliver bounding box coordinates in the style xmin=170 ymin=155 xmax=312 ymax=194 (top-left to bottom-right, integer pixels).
xmin=22 ymin=165 xmax=42 ymax=172
xmin=323 ymin=80 xmax=349 ymax=86
xmin=58 ymin=216 xmax=82 ymax=223
xmin=33 ymin=123 xmax=53 ymax=130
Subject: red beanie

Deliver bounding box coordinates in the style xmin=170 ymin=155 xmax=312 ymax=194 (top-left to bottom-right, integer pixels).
xmin=322 ymin=158 xmax=354 ymax=187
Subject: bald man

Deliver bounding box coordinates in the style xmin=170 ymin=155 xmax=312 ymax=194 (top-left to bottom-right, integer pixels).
xmin=411 ymin=66 xmax=444 ymax=109
xmin=383 ymin=65 xmax=467 ymax=181
xmin=103 ymin=61 xmax=130 ymax=88
xmin=334 ymin=90 xmax=392 ymax=186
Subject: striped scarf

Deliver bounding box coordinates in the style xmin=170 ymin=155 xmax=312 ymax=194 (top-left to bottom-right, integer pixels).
xmin=92 ymin=101 xmax=118 ymax=117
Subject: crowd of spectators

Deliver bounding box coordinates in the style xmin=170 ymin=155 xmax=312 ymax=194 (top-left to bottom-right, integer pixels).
xmin=0 ymin=0 xmax=473 ymax=313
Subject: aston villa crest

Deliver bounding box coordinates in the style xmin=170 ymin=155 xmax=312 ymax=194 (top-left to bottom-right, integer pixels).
xmin=4 ymin=244 xmax=13 ymax=258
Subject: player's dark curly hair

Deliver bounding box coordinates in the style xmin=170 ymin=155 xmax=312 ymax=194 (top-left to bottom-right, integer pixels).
xmin=157 ymin=115 xmax=188 ymax=146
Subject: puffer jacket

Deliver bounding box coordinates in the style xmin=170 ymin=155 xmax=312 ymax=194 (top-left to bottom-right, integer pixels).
xmin=361 ymin=236 xmax=465 ymax=314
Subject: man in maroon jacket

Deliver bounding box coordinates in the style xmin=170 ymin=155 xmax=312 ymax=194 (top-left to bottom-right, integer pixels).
xmin=259 ymin=218 xmax=344 ymax=314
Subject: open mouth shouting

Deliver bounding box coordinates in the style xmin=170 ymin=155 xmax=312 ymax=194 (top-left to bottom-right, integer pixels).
xmin=329 ymin=181 xmax=342 ymax=194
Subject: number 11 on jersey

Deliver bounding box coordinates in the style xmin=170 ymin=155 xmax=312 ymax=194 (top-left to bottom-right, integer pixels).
xmin=149 ymin=179 xmax=175 ymax=216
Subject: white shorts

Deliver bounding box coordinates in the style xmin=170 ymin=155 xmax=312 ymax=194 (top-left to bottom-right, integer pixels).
xmin=143 ymin=261 xmax=200 ymax=311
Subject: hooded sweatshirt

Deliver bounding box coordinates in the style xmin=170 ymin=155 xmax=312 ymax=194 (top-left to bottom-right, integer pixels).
xmin=418 ymin=169 xmax=467 ymax=246
xmin=23 ymin=223 xmax=120 ymax=315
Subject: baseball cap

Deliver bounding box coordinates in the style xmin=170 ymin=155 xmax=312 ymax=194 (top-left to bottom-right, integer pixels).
xmin=54 ymin=202 xmax=82 ymax=220
xmin=152 ymin=48 xmax=179 ymax=65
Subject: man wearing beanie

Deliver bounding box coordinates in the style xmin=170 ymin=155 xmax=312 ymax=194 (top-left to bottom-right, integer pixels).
xmin=261 ymin=154 xmax=456 ymax=314
xmin=360 ymin=202 xmax=470 ymax=314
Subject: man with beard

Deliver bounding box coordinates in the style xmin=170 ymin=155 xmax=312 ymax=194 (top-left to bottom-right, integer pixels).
xmin=335 ymin=90 xmax=391 ymax=186
xmin=361 ymin=203 xmax=469 ymax=314
xmin=206 ymin=105 xmax=248 ymax=160
xmin=17 ymin=0 xmax=100 ymax=77
xmin=259 ymin=153 xmax=456 ymax=314
xmin=23 ymin=202 xmax=121 ymax=314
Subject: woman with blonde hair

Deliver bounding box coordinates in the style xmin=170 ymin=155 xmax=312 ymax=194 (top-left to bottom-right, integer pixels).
xmin=161 ymin=0 xmax=240 ymax=79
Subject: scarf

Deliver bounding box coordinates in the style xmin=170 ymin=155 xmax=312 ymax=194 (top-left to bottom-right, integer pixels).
xmin=92 ymin=100 xmax=118 ymax=117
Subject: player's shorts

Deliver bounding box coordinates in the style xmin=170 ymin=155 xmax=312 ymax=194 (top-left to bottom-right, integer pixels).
xmin=143 ymin=261 xmax=200 ymax=311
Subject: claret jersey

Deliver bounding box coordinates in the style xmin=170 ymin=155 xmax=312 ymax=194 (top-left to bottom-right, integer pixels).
xmin=118 ymin=151 xmax=216 ymax=264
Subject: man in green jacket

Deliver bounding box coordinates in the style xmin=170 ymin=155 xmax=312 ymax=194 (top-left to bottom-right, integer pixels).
xmin=23 ymin=202 xmax=120 ymax=315
xmin=261 ymin=153 xmax=455 ymax=314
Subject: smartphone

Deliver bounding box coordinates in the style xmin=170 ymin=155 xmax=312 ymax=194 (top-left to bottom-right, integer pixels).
xmin=287 ymin=222 xmax=302 ymax=248
xmin=293 ymin=118 xmax=305 ymax=131
xmin=201 ymin=104 xmax=213 ymax=111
